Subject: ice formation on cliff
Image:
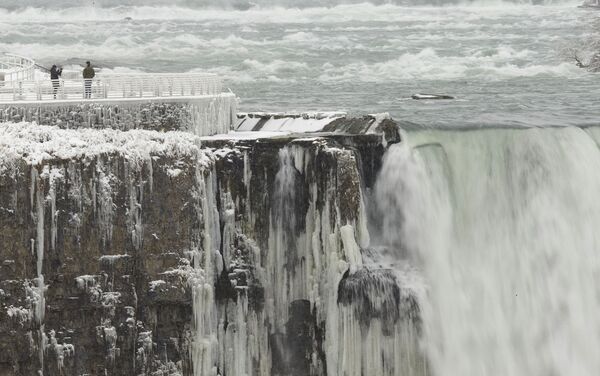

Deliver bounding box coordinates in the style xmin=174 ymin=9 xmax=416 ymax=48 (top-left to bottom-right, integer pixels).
xmin=0 ymin=120 xmax=424 ymax=375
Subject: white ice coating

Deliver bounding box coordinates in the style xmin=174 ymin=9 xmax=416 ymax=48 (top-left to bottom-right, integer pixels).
xmin=0 ymin=122 xmax=212 ymax=175
xmin=99 ymin=254 xmax=130 ymax=263
xmin=376 ymin=127 xmax=600 ymax=376
xmin=235 ymin=112 xmax=345 ymax=133
xmin=0 ymin=122 xmax=221 ymax=376
xmin=30 ymin=165 xmax=48 ymax=375
xmin=6 ymin=305 xmax=31 ymax=326
xmin=0 ymin=94 xmax=237 ymax=137
xmin=1 ymin=120 xmax=425 ymax=375
xmin=47 ymin=330 xmax=75 ymax=373
xmin=188 ymin=94 xmax=238 ymax=137
xmin=340 ymin=225 xmax=362 ymax=274
xmin=266 ymin=147 xmax=300 ymax=330
xmin=262 ymin=144 xmax=418 ymax=376
xmin=104 ymin=326 xmax=119 ymax=365
xmin=185 ymin=142 xmax=400 ymax=376
xmin=333 ymin=305 xmax=426 ymax=376
xmin=263 ymin=145 xmax=358 ymax=333
xmin=126 ymin=158 xmax=146 ymax=252
xmin=148 ymin=280 xmax=167 ymax=291
xmin=95 ymin=162 xmax=115 ymax=247
xmin=189 ymin=168 xmax=220 ymax=376
xmin=75 ymin=275 xmax=98 ymax=291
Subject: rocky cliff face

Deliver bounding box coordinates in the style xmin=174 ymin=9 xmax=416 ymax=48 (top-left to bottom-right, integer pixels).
xmin=0 ymin=120 xmax=425 ymax=376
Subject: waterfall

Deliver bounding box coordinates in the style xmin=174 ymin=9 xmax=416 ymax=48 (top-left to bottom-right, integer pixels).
xmin=375 ymin=127 xmax=600 ymax=376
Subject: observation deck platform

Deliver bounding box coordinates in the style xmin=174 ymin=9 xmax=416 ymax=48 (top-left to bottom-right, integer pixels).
xmin=0 ymin=53 xmax=237 ymax=136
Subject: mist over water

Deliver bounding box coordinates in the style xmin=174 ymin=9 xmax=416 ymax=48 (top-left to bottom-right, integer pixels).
xmin=0 ymin=0 xmax=595 ymax=126
xmin=375 ymin=127 xmax=600 ymax=375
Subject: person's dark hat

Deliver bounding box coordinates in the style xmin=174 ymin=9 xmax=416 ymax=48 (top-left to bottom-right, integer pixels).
xmin=86 ymin=61 xmax=90 ymax=65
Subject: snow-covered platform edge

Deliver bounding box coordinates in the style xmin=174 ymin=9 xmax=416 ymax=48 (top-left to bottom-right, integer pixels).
xmin=0 ymin=93 xmax=238 ymax=137
xmin=234 ymin=112 xmax=401 ymax=143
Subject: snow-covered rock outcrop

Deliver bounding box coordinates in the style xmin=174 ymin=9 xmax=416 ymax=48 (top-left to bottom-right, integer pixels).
xmin=0 ymin=119 xmax=424 ymax=376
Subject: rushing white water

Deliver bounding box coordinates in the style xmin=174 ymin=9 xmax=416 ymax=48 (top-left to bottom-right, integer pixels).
xmin=376 ymin=126 xmax=600 ymax=376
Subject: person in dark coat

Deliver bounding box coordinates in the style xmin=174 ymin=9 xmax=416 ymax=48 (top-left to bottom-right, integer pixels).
xmin=50 ymin=65 xmax=62 ymax=99
xmin=83 ymin=61 xmax=95 ymax=99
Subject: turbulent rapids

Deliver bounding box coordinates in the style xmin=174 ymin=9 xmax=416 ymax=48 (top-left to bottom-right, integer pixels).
xmin=0 ymin=0 xmax=593 ymax=126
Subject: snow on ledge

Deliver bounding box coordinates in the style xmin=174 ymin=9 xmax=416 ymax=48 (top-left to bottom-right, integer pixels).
xmin=0 ymin=122 xmax=211 ymax=175
xmin=235 ymin=111 xmax=346 ymax=133
xmin=199 ymin=130 xmax=292 ymax=140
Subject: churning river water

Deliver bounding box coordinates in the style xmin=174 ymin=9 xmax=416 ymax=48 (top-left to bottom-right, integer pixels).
xmin=1 ymin=0 xmax=598 ymax=127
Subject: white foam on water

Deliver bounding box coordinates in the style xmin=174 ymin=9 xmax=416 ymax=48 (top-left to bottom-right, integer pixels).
xmin=318 ymin=47 xmax=583 ymax=82
xmin=0 ymin=2 xmax=580 ymax=23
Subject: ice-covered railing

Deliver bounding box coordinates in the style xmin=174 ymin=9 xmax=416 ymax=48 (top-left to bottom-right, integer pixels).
xmin=0 ymin=73 xmax=224 ymax=102
xmin=0 ymin=53 xmax=36 ymax=82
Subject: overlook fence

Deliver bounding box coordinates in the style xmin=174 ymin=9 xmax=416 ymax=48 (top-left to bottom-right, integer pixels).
xmin=0 ymin=73 xmax=224 ymax=102
xmin=0 ymin=53 xmax=36 ymax=82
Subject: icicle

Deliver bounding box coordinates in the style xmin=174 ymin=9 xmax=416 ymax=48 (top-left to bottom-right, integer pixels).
xmin=233 ymin=292 xmax=249 ymax=376
xmin=220 ymin=192 xmax=236 ymax=268
xmin=189 ymin=168 xmax=219 ymax=376
xmin=30 ymin=166 xmax=47 ymax=375
xmin=189 ymin=94 xmax=237 ymax=136
xmin=96 ymin=166 xmax=115 ymax=247
xmin=340 ymin=225 xmax=362 ymax=273
xmin=243 ymin=150 xmax=252 ymax=227
xmin=125 ymin=160 xmax=144 ymax=252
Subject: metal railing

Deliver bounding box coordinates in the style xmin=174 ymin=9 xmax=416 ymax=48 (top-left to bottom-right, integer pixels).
xmin=0 ymin=73 xmax=224 ymax=102
xmin=0 ymin=53 xmax=36 ymax=82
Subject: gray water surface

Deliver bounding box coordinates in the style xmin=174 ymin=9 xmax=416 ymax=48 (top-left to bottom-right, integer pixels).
xmin=1 ymin=2 xmax=597 ymax=127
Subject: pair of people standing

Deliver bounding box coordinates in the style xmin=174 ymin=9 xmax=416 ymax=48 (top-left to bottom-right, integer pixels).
xmin=49 ymin=61 xmax=95 ymax=99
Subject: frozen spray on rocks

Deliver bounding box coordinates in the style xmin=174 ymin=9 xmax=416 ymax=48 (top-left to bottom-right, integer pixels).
xmin=0 ymin=115 xmax=429 ymax=375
